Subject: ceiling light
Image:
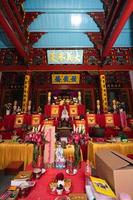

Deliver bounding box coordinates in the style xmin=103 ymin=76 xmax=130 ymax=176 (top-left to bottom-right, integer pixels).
xmin=71 ymin=15 xmax=82 ymax=26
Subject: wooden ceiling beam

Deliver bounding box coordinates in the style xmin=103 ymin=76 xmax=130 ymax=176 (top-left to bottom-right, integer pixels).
xmin=0 ymin=10 xmax=28 ymax=59
xmin=1 ymin=0 xmax=27 ymax=46
xmin=0 ymin=64 xmax=133 ymax=72
xmin=8 ymin=0 xmax=23 ymax=28
xmin=103 ymin=0 xmax=133 ymax=57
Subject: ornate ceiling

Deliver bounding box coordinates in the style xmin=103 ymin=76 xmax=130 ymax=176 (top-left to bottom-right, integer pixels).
xmin=0 ymin=0 xmax=133 ymax=71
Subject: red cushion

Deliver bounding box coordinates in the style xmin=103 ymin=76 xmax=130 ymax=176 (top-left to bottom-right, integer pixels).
xmin=127 ymin=154 xmax=133 ymax=160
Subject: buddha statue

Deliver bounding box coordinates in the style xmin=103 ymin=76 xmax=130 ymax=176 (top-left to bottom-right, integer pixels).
xmin=61 ymin=106 xmax=69 ymax=121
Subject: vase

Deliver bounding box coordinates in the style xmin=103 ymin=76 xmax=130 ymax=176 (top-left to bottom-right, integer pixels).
xmin=80 ymin=144 xmax=88 ymax=161
xmin=74 ymin=144 xmax=81 ymax=169
xmin=32 ymin=144 xmax=39 ymax=168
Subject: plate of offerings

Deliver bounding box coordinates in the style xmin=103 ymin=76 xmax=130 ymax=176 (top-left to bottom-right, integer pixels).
xmin=66 ymin=168 xmax=78 ymax=176
xmin=49 ymin=179 xmax=72 ymax=195
xmin=54 ymin=196 xmax=70 ymax=200
xmin=68 ymin=193 xmax=87 ymax=200
xmin=49 ymin=172 xmax=72 ymax=196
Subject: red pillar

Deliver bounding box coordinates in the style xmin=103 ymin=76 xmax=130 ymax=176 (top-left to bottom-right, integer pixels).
xmin=1 ymin=0 xmax=27 ymax=46
xmin=104 ymin=0 xmax=122 ymax=40
xmin=0 ymin=10 xmax=27 ymax=59
xmin=103 ymin=0 xmax=133 ymax=57
xmin=8 ymin=0 xmax=23 ymax=25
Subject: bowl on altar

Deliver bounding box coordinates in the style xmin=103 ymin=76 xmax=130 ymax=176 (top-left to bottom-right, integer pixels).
xmin=19 ymin=182 xmax=31 ymax=197
xmin=33 ymin=168 xmax=42 ymax=179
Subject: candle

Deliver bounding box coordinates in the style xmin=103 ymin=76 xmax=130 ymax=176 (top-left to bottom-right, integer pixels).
xmin=73 ymin=124 xmax=76 ymax=132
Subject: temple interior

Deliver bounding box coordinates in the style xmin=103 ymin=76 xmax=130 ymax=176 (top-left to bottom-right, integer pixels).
xmin=0 ymin=0 xmax=133 ymax=199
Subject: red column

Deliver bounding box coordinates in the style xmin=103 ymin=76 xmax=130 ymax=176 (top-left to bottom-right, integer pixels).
xmin=103 ymin=0 xmax=133 ymax=57
xmin=104 ymin=0 xmax=122 ymax=40
xmin=8 ymin=0 xmax=23 ymax=25
xmin=1 ymin=0 xmax=27 ymax=46
xmin=0 ymin=10 xmax=27 ymax=59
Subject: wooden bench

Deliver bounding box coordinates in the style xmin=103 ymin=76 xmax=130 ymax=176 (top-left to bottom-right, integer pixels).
xmin=5 ymin=161 xmax=24 ymax=175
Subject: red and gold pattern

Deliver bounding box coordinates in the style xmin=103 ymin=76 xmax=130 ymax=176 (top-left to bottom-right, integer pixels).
xmin=100 ymin=74 xmax=108 ymax=113
xmin=105 ymin=113 xmax=114 ymax=127
xmin=87 ymin=114 xmax=96 ymax=127
xmin=31 ymin=114 xmax=41 ymax=127
xmin=14 ymin=114 xmax=24 ymax=128
xmin=43 ymin=120 xmax=54 ymax=126
xmin=51 ymin=105 xmax=59 ymax=117
xmin=69 ymin=105 xmax=78 ymax=117
xmin=75 ymin=119 xmax=86 ymax=128
xmin=22 ymin=74 xmax=31 ymax=113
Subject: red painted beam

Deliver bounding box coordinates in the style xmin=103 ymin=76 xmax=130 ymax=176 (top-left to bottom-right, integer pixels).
xmin=0 ymin=10 xmax=28 ymax=59
xmin=8 ymin=0 xmax=23 ymax=26
xmin=104 ymin=0 xmax=123 ymax=40
xmin=0 ymin=65 xmax=100 ymax=72
xmin=100 ymin=65 xmax=133 ymax=71
xmin=1 ymin=0 xmax=27 ymax=46
xmin=0 ymin=64 xmax=133 ymax=72
xmin=103 ymin=0 xmax=133 ymax=57
xmin=28 ymin=65 xmax=100 ymax=72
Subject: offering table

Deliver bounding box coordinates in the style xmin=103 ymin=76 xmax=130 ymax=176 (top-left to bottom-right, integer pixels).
xmin=0 ymin=142 xmax=33 ymax=169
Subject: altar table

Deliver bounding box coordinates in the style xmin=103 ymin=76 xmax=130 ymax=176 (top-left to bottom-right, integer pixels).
xmin=19 ymin=162 xmax=86 ymax=200
xmin=0 ymin=142 xmax=33 ymax=170
xmin=86 ymin=113 xmax=122 ymax=128
xmin=3 ymin=114 xmax=45 ymax=131
xmin=88 ymin=141 xmax=133 ymax=167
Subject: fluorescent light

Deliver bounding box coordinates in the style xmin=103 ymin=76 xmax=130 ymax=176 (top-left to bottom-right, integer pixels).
xmin=71 ymin=15 xmax=82 ymax=26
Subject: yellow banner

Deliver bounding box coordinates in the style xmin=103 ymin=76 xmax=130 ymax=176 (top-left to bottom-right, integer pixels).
xmin=69 ymin=105 xmax=78 ymax=116
xmin=51 ymin=105 xmax=59 ymax=117
xmin=32 ymin=114 xmax=41 ymax=126
xmin=105 ymin=114 xmax=114 ymax=127
xmin=14 ymin=114 xmax=24 ymax=128
xmin=52 ymin=74 xmax=80 ymax=84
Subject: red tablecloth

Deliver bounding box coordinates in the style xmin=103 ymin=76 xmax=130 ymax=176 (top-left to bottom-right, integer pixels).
xmin=3 ymin=114 xmax=45 ymax=130
xmin=86 ymin=113 xmax=121 ymax=128
xmin=19 ymin=162 xmax=86 ymax=200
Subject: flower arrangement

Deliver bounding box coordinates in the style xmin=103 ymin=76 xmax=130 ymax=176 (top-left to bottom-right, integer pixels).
xmin=25 ymin=126 xmax=48 ymax=166
xmin=68 ymin=132 xmax=89 ymax=146
xmin=68 ymin=127 xmax=89 ymax=167
xmin=25 ymin=131 xmax=45 ymax=146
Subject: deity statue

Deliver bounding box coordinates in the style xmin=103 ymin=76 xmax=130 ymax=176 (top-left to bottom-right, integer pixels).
xmin=96 ymin=99 xmax=101 ymax=114
xmin=61 ymin=106 xmax=69 ymax=121
xmin=55 ymin=142 xmax=66 ymax=169
xmin=13 ymin=100 xmax=18 ymax=114
xmin=112 ymin=99 xmax=117 ymax=113
xmin=16 ymin=106 xmax=21 ymax=114
xmin=48 ymin=91 xmax=51 ymax=105
xmin=78 ymin=91 xmax=81 ymax=104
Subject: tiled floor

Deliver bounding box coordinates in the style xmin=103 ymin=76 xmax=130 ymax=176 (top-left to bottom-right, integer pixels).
xmin=0 ymin=170 xmax=15 ymax=195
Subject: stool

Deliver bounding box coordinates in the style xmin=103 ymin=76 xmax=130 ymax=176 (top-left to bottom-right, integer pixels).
xmin=5 ymin=161 xmax=24 ymax=175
